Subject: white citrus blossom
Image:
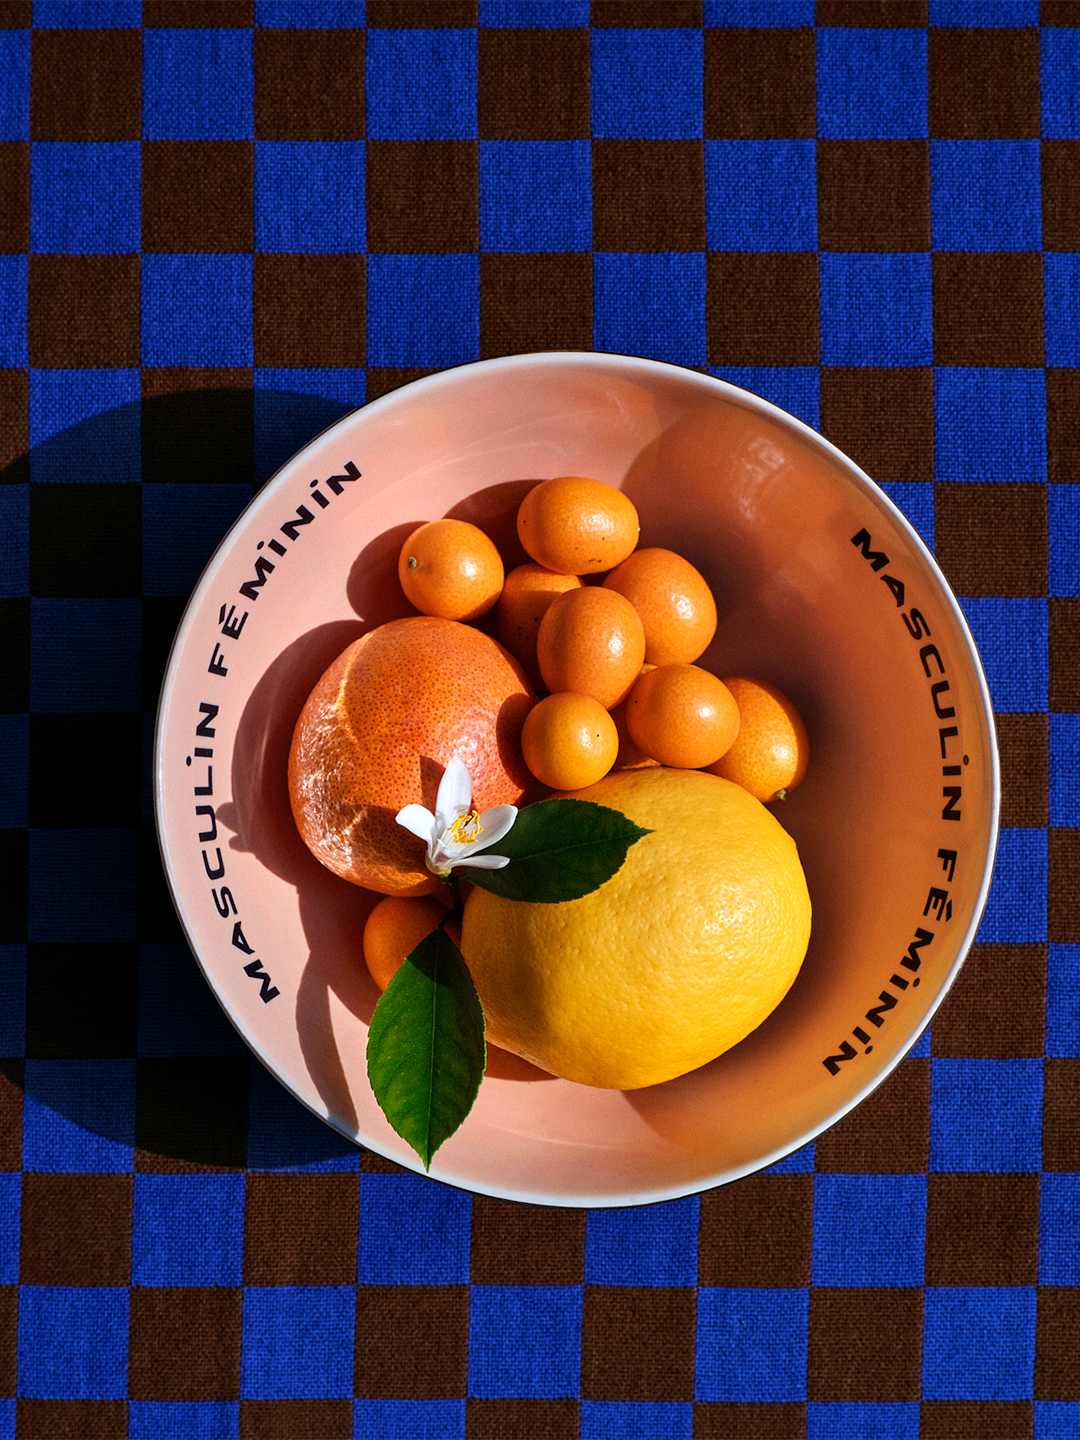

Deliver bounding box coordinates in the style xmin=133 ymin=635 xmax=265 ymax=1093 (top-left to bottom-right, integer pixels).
xmin=395 ymin=756 xmax=517 ymax=878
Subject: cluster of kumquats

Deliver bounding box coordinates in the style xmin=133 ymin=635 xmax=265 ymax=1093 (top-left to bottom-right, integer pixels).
xmin=395 ymin=476 xmax=809 ymax=801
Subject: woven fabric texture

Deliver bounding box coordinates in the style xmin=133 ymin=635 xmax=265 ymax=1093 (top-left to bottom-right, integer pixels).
xmin=2 ymin=1 xmax=1078 ymax=1437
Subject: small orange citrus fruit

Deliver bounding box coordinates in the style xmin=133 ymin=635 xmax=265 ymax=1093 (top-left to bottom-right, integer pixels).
xmin=609 ymin=665 xmax=659 ymax=769
xmin=398 ymin=518 xmax=505 ymax=622
xmin=536 ymin=585 xmax=647 ymax=710
xmin=625 ymin=664 xmax=740 ymax=769
xmin=516 ymin=476 xmax=640 ymax=575
xmin=706 ymin=676 xmax=809 ymax=802
xmin=363 ymin=894 xmax=460 ymax=992
xmin=602 ymin=547 xmax=717 ymax=666
xmin=521 ymin=692 xmax=620 ymax=791
xmin=493 ymin=562 xmax=584 ymax=689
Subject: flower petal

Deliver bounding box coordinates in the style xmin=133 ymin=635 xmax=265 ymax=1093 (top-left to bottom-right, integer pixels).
xmin=395 ymin=804 xmax=437 ymax=843
xmin=475 ymin=805 xmax=518 ymax=848
xmin=434 ymin=756 xmax=472 ymax=831
xmin=456 ymin=853 xmax=510 ymax=870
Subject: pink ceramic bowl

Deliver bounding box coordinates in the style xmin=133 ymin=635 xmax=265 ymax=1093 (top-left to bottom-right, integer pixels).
xmin=155 ymin=353 xmax=999 ymax=1206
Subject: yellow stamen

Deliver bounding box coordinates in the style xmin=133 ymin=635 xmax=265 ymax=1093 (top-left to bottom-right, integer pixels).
xmin=448 ymin=809 xmax=483 ymax=845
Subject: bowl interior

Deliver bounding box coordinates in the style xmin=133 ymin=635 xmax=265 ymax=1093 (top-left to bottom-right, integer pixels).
xmin=155 ymin=353 xmax=999 ymax=1206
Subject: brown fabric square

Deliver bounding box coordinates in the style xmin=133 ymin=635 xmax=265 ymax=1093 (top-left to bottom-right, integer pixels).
xmin=366 ymin=141 xmax=477 ymax=253
xmin=244 ymin=1174 xmax=358 ymax=1286
xmin=1036 ymin=1286 xmax=1080 ymax=1400
xmin=814 ymin=1056 xmax=930 ymax=1172
xmin=134 ymin=1057 xmax=249 ymax=1172
xmin=470 ymin=1196 xmax=585 ymax=1285
xmin=697 ymin=1174 xmax=812 ymax=1287
xmin=807 ymin=1288 xmax=922 ymax=1401
xmin=478 ymin=28 xmax=590 ymax=140
xmin=929 ymin=29 xmax=1040 ymax=139
xmin=15 ymin=1400 xmax=127 ymax=1440
xmin=930 ymin=942 xmax=1046 ymax=1059
xmin=129 ymin=1287 xmax=243 ymax=1400
xmin=994 ymin=715 xmax=1049 ymax=829
xmin=1042 ymin=142 xmax=1080 ymax=251
xmin=144 ymin=0 xmax=253 ymax=22
xmin=707 ymin=254 xmax=819 ymax=366
xmin=20 ymin=1173 xmax=132 ymax=1286
xmin=817 ymin=0 xmax=926 ymax=20
xmin=817 ymin=141 xmax=929 ymax=252
xmin=254 ymin=29 xmax=365 ymax=141
xmin=355 ymin=1286 xmax=468 ymax=1398
xmin=479 ymin=253 xmax=593 ymax=358
xmin=465 ymin=1399 xmax=580 ymax=1440
xmin=0 ymin=1286 xmax=14 ymax=1398
xmin=920 ymin=1401 xmax=1034 ymax=1439
xmin=1047 ymin=369 xmax=1080 ymax=486
xmin=693 ymin=1403 xmax=807 ymax=1439
xmin=253 ymin=254 xmax=365 ymax=367
xmin=581 ymin=1286 xmax=695 ymax=1401
xmin=0 ymin=141 xmax=28 ymax=254
xmin=933 ymin=483 xmax=1047 ymax=598
xmin=0 ymin=370 xmax=28 ymax=480
xmin=368 ymin=1 xmax=476 ymax=24
xmin=143 ymin=142 xmax=253 ymax=254
xmin=27 ymin=256 xmax=140 ymax=369
xmin=933 ymin=254 xmax=1044 ymax=368
xmin=1050 ymin=599 xmax=1080 ymax=713
xmin=819 ymin=367 xmax=933 ymax=488
xmin=924 ymin=1173 xmax=1039 ymax=1286
xmin=1049 ymin=830 xmax=1080 ymax=945
xmin=593 ymin=140 xmax=704 ymax=252
xmin=1045 ymin=0 xmax=1080 ymax=23
xmin=1043 ymin=1059 xmax=1080 ymax=1171
xmin=705 ymin=29 xmax=816 ymax=140
xmin=593 ymin=1 xmax=703 ymax=24
xmin=239 ymin=1400 xmax=354 ymax=1439
xmin=0 ymin=2 xmax=30 ymax=25
xmin=0 ymin=1062 xmax=21 ymax=1171
xmin=30 ymin=30 xmax=141 ymax=142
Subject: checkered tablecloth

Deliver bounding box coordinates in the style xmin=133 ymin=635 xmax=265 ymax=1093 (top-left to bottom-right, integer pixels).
xmin=2 ymin=1 xmax=1079 ymax=1436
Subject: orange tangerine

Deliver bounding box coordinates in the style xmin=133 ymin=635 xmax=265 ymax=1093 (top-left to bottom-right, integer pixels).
xmin=706 ymin=676 xmax=809 ymax=802
xmin=363 ymin=894 xmax=460 ymax=992
xmin=493 ymin=562 xmax=584 ymax=689
xmin=521 ymin=692 xmax=620 ymax=791
xmin=398 ymin=518 xmax=504 ymax=622
xmin=602 ymin=547 xmax=717 ymax=666
xmin=625 ymin=664 xmax=740 ymax=770
xmin=536 ymin=585 xmax=647 ymax=710
xmin=609 ymin=665 xmax=659 ymax=769
xmin=516 ymin=475 xmax=639 ymax=576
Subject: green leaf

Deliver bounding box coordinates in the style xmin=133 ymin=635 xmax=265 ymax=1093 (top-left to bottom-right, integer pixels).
xmin=366 ymin=924 xmax=486 ymax=1171
xmin=465 ymin=797 xmax=651 ymax=904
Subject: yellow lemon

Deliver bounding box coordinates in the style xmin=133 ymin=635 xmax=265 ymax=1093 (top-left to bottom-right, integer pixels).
xmin=459 ymin=767 xmax=811 ymax=1089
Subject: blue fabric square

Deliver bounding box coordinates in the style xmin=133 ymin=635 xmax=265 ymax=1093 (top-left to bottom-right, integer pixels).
xmin=706 ymin=1 xmax=815 ymax=21
xmin=468 ymin=1285 xmax=582 ymax=1399
xmin=241 ymin=1286 xmax=355 ymax=1399
xmin=929 ymin=0 xmax=1038 ymax=19
xmin=976 ymin=826 xmax=1047 ymax=945
xmin=1050 ymin=714 xmax=1080 ymax=826
xmin=18 ymin=1286 xmax=129 ymax=1399
xmin=30 ymin=143 xmax=140 ymax=254
xmin=366 ymin=254 xmax=479 ymax=368
xmin=247 ymin=1061 xmax=361 ymax=1172
xmin=0 ymin=487 xmax=28 ymax=600
xmin=0 ymin=946 xmax=27 ymax=1055
xmin=820 ymin=254 xmax=932 ymax=367
xmin=253 ymin=370 xmax=361 ymax=483
xmin=255 ymin=0 xmax=366 ymax=25
xmin=759 ymin=1141 xmax=816 ymax=1174
xmin=351 ymin=1400 xmax=465 ymax=1440
xmin=584 ymin=1199 xmax=698 ymax=1286
xmin=0 ymin=257 xmax=28 ymax=365
xmin=0 ymin=32 xmax=29 ymax=142
xmin=1050 ymin=486 xmax=1080 ymax=598
xmin=143 ymin=484 xmax=253 ymax=597
xmin=705 ymin=141 xmax=816 ymax=252
xmin=28 ymin=369 xmax=141 ymax=482
xmin=1044 ymin=254 xmax=1080 ymax=368
xmin=1046 ymin=945 xmax=1080 ymax=1059
xmin=142 ymin=255 xmax=253 ymax=367
xmin=1035 ymin=1402 xmax=1080 ymax=1439
xmin=132 ymin=1174 xmax=246 ymax=1286
xmin=930 ymin=141 xmax=1041 ymax=253
xmin=129 ymin=1403 xmax=240 ymax=1440
xmin=594 ymin=252 xmax=706 ymax=368
xmin=254 ymin=142 xmax=365 ymax=254
xmin=33 ymin=1 xmax=141 ymax=23
xmin=138 ymin=944 xmax=250 ymax=1059
xmin=0 ymin=1174 xmax=20 ymax=1283
xmin=29 ymin=829 xmax=139 ymax=943
xmin=143 ymin=28 xmax=254 ymax=141
xmin=811 ymin=1175 xmax=926 ymax=1286
xmin=930 ymin=1058 xmax=1042 ymax=1172
xmin=957 ymin=596 xmax=1047 ymax=715
xmin=881 ymin=482 xmax=934 ymax=554
xmin=480 ymin=1 xmax=588 ymax=24
xmin=708 ymin=366 xmax=820 ymax=431
xmin=1039 ymin=1174 xmax=1080 ymax=1284
xmin=358 ymin=1173 xmax=471 ymax=1285
xmin=479 ymin=141 xmax=591 ymax=252
xmin=696 ymin=1289 xmax=807 ymax=1401
xmin=1042 ymin=27 xmax=1080 ymax=140
xmin=581 ymin=1401 xmax=693 ymax=1439
xmin=366 ymin=29 xmax=477 ymax=140
xmin=22 ymin=1059 xmax=136 ymax=1172
xmin=817 ymin=28 xmax=928 ymax=140
xmin=807 ymin=1402 xmax=920 ymax=1440
xmin=31 ymin=598 xmax=141 ymax=712
xmin=591 ymin=29 xmax=703 ymax=140
xmin=922 ymin=1286 xmax=1035 ymax=1400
